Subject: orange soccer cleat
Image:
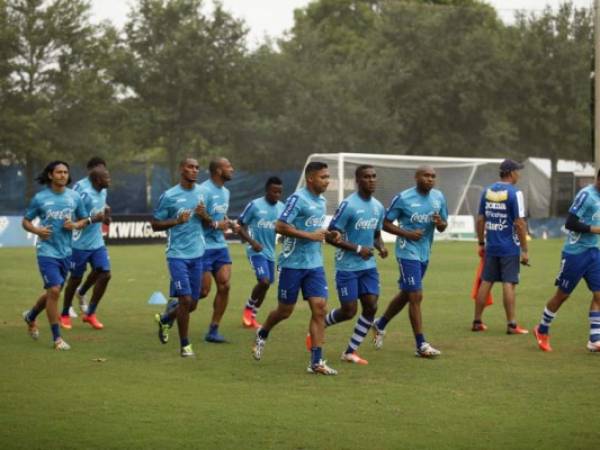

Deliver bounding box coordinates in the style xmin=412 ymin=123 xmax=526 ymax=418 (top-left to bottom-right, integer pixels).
xmin=533 ymin=326 xmax=552 ymax=352
xmin=341 ymin=351 xmax=368 ymax=365
xmin=59 ymin=315 xmax=72 ymax=330
xmin=83 ymin=314 xmax=104 ymax=330
xmin=471 ymin=321 xmax=488 ymax=332
xmin=242 ymin=308 xmax=254 ymax=328
xmin=507 ymin=324 xmax=529 ymax=335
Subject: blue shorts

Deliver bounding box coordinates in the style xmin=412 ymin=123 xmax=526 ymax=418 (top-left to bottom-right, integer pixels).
xmin=38 ymin=256 xmax=71 ymax=289
xmin=335 ymin=268 xmax=380 ymax=302
xmin=168 ymin=257 xmax=204 ymax=301
xmin=555 ymin=248 xmax=600 ymax=294
xmin=70 ymin=247 xmax=110 ymax=277
xmin=249 ymin=254 xmax=276 ymax=284
xmin=278 ymin=267 xmax=328 ymax=304
xmin=398 ymin=259 xmax=429 ymax=292
xmin=482 ymin=254 xmax=520 ymax=284
xmin=202 ymin=248 xmax=232 ymax=274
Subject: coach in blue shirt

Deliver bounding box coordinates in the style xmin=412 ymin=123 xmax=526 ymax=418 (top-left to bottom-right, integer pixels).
xmin=472 ymin=159 xmax=529 ymax=335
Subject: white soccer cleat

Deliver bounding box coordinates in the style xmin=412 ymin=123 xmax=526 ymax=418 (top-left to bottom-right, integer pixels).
xmin=180 ymin=344 xmax=195 ymax=358
xmin=307 ymin=359 xmax=338 ymax=375
xmin=372 ymin=321 xmax=386 ymax=350
xmin=253 ymin=333 xmax=266 ymax=361
xmin=54 ymin=338 xmax=71 ymax=351
xmin=22 ymin=310 xmax=39 ymax=340
xmin=587 ymin=340 xmax=600 ymax=352
xmin=415 ymin=342 xmax=441 ymax=358
xmin=76 ymin=290 xmax=88 ymax=315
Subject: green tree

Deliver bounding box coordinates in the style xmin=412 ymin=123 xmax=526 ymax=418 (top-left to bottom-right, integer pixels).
xmin=117 ymin=0 xmax=250 ymax=182
xmin=0 ymin=0 xmax=121 ymax=199
xmin=508 ymin=2 xmax=593 ymax=214
xmin=370 ymin=0 xmax=514 ymax=156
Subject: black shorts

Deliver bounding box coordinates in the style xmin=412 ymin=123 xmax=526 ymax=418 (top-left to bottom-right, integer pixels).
xmin=482 ymin=254 xmax=520 ymax=284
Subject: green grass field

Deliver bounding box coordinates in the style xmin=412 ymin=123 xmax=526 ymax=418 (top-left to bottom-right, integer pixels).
xmin=1 ymin=240 xmax=598 ymax=449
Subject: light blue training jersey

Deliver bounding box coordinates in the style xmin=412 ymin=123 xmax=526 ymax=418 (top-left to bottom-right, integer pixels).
xmin=153 ymin=184 xmax=206 ymax=259
xmin=385 ymin=187 xmax=448 ymax=262
xmin=563 ymin=184 xmax=600 ymax=255
xmin=24 ymin=187 xmax=88 ymax=259
xmin=73 ymin=177 xmax=108 ymax=202
xmin=329 ymin=192 xmax=385 ymax=271
xmin=72 ymin=182 xmax=107 ymax=251
xmin=238 ymin=196 xmax=285 ymax=262
xmin=199 ymin=179 xmax=230 ymax=250
xmin=278 ymin=187 xmax=327 ymax=269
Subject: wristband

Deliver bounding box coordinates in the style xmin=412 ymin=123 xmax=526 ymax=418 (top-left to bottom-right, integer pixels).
xmin=356 ymin=245 xmax=362 ymax=254
xmin=87 ymin=217 xmax=93 ymax=225
xmin=478 ymin=241 xmax=485 ymax=246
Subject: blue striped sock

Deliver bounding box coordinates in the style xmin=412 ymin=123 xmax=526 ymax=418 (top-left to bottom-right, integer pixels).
xmin=538 ymin=307 xmax=556 ymax=335
xmin=345 ymin=315 xmax=372 ymax=354
xmin=311 ymin=347 xmax=322 ymax=366
xmin=325 ymin=309 xmax=341 ymax=327
xmin=589 ymin=311 xmax=600 ymax=343
xmin=51 ymin=324 xmax=60 ymax=341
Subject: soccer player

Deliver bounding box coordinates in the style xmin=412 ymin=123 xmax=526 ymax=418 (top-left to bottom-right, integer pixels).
xmin=371 ymin=166 xmax=448 ymax=357
xmin=323 ymin=165 xmax=388 ymax=365
xmin=21 ymin=161 xmax=89 ymax=350
xmin=197 ymin=157 xmax=235 ymax=343
xmin=59 ymin=166 xmax=111 ymax=330
xmin=253 ymin=161 xmax=341 ymax=375
xmin=68 ymin=156 xmax=110 ymax=314
xmin=533 ymin=170 xmax=600 ymax=352
xmin=237 ymin=177 xmax=285 ymax=329
xmin=472 ymin=159 xmax=529 ymax=334
xmin=151 ymin=158 xmax=211 ymax=357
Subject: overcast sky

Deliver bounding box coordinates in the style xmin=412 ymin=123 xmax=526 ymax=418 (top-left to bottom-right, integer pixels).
xmin=90 ymin=0 xmax=594 ymax=45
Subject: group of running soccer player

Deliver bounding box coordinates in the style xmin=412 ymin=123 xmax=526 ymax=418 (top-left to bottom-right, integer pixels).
xmin=20 ymin=156 xmax=600 ymax=374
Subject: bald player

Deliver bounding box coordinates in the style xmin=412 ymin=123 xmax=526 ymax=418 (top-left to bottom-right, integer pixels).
xmin=197 ymin=158 xmax=235 ymax=343
xmin=371 ymin=166 xmax=448 ymax=357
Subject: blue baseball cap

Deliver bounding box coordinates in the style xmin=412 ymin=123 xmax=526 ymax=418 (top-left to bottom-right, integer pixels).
xmin=500 ymin=159 xmax=524 ymax=173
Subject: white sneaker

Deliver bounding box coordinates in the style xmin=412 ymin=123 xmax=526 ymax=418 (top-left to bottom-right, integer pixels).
xmin=372 ymin=321 xmax=386 ymax=350
xmin=54 ymin=338 xmax=71 ymax=351
xmin=307 ymin=359 xmax=338 ymax=375
xmin=180 ymin=344 xmax=195 ymax=357
xmin=22 ymin=310 xmax=39 ymax=340
xmin=77 ymin=290 xmax=88 ymax=315
xmin=587 ymin=340 xmax=600 ymax=352
xmin=253 ymin=332 xmax=266 ymax=360
xmin=415 ymin=342 xmax=441 ymax=358
xmin=68 ymin=306 xmax=78 ymax=318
